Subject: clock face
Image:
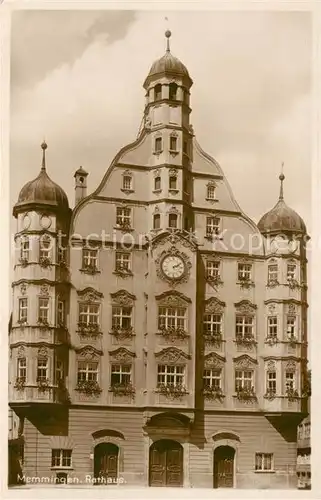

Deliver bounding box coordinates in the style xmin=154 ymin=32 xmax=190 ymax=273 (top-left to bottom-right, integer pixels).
xmin=22 ymin=214 xmax=31 ymax=230
xmin=161 ymin=255 xmax=185 ymax=280
xmin=40 ymin=214 xmax=51 ymax=229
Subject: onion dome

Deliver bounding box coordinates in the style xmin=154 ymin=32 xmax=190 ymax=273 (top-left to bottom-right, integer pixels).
xmin=13 ymin=141 xmax=69 ymax=217
xmin=257 ymin=172 xmax=306 ymax=235
xmin=144 ymin=30 xmax=192 ymax=87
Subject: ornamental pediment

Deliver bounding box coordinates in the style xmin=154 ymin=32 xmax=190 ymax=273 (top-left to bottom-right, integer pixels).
xmin=204 ymin=297 xmax=226 ymax=314
xmin=75 ymin=346 xmax=103 ymax=360
xmin=151 ymin=230 xmax=198 ymax=252
xmin=204 ymin=353 xmax=226 ymax=369
xmin=234 ymin=300 xmax=257 ymax=315
xmin=233 ymin=355 xmax=257 ymax=369
xmin=155 ymin=347 xmax=191 ymax=364
xmin=108 ymin=348 xmax=136 ymax=362
xmin=77 ymin=287 xmax=103 ymax=302
xmin=156 ymin=290 xmax=191 ymax=307
xmin=110 ymin=290 xmax=136 ymax=306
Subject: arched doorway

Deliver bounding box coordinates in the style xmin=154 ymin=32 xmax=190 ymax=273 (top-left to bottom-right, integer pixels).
xmin=94 ymin=443 xmax=119 ymax=484
xmin=149 ymin=439 xmax=183 ymax=487
xmin=213 ymin=446 xmax=235 ymax=488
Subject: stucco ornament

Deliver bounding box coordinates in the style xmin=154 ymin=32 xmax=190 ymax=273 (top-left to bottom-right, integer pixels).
xmin=155 ymin=247 xmax=191 ymax=286
xmin=155 ymin=347 xmax=190 ymax=363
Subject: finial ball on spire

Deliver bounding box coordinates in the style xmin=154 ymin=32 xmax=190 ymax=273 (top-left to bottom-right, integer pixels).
xmin=165 ymin=30 xmax=171 ymax=38
xmin=41 ymin=140 xmax=48 ymax=151
xmin=279 ymin=173 xmax=285 ymax=181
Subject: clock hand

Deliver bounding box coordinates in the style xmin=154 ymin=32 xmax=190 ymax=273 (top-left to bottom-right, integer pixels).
xmin=173 ymin=263 xmax=182 ymax=269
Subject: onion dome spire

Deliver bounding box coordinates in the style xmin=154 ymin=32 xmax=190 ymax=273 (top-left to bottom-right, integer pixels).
xmin=165 ymin=29 xmax=171 ymax=52
xmin=279 ymin=162 xmax=285 ymax=201
xmin=41 ymin=140 xmax=47 ymax=171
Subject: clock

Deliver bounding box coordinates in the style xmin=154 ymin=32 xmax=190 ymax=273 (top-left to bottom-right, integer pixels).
xmin=22 ymin=214 xmax=31 ymax=230
xmin=40 ymin=214 xmax=51 ymax=229
xmin=161 ymin=255 xmax=185 ymax=280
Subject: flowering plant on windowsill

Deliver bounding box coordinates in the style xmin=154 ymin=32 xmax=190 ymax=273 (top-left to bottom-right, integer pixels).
xmin=288 ymin=334 xmax=298 ymax=347
xmin=203 ymin=333 xmax=223 ymax=346
xmin=114 ymin=265 xmax=133 ymax=277
xmin=205 ymin=274 xmax=223 ymax=286
xmin=235 ymin=386 xmax=257 ymax=402
xmin=81 ymin=264 xmax=99 ymax=275
xmin=75 ymin=380 xmax=102 ymax=396
xmin=39 ymin=257 xmax=52 ymax=268
xmin=285 ymin=387 xmax=300 ymax=402
xmin=14 ymin=377 xmax=26 ymax=390
xmin=158 ymin=326 xmax=189 ymax=340
xmin=202 ymin=385 xmax=225 ymax=401
xmin=110 ymin=325 xmax=134 ymax=339
xmin=264 ymin=388 xmax=277 ymax=400
xmin=109 ymin=383 xmax=135 ymax=397
xmin=238 ymin=276 xmax=255 ymax=289
xmin=235 ymin=333 xmax=256 ymax=347
xmin=17 ymin=318 xmax=28 ymax=326
xmin=37 ymin=378 xmax=50 ymax=391
xmin=156 ymin=383 xmax=188 ymax=399
xmin=116 ymin=221 xmax=133 ymax=231
xmin=287 ymin=278 xmax=301 ymax=290
xmin=265 ymin=335 xmax=279 ymax=346
xmin=77 ymin=322 xmax=101 ymax=336
xmin=37 ymin=318 xmax=49 ymax=327
xmin=58 ymin=260 xmax=68 ymax=268
xmin=267 ymin=279 xmax=279 ymax=288
xmin=19 ymin=258 xmax=29 ymax=267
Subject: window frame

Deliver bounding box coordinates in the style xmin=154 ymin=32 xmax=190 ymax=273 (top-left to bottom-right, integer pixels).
xmin=206 ymin=184 xmax=216 ymax=200
xmin=77 ymin=360 xmax=99 ymax=383
xmin=17 ymin=357 xmax=27 ymax=380
xmin=206 ymin=216 xmax=220 ymax=237
xmin=235 ymin=369 xmax=254 ymax=392
xmin=255 ymin=453 xmax=274 ymax=472
xmin=37 ymin=358 xmax=48 ymax=382
xmin=203 ymin=368 xmax=222 ymax=389
xmin=111 ymin=305 xmax=132 ymax=330
xmin=267 ymin=316 xmax=278 ymax=339
xmin=18 ymin=298 xmax=28 ymax=322
xmin=38 ymin=297 xmax=49 ymax=323
xmin=157 ymin=364 xmax=185 ymax=387
xmin=158 ymin=306 xmax=187 ymax=331
xmin=115 ymin=251 xmax=131 ymax=272
xmin=110 ymin=363 xmax=132 ymax=387
xmin=116 ymin=206 xmax=132 ymax=228
xmin=238 ymin=263 xmax=252 ymax=281
xmin=51 ymin=449 xmax=72 ymax=469
xmin=78 ymin=302 xmax=100 ymax=326
xmin=82 ymin=248 xmax=98 ymax=269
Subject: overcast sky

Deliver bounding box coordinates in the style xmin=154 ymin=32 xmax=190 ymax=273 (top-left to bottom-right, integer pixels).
xmin=10 ymin=9 xmax=311 ymax=230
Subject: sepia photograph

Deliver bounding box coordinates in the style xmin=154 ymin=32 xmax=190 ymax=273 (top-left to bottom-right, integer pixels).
xmin=7 ymin=7 xmax=312 ymax=492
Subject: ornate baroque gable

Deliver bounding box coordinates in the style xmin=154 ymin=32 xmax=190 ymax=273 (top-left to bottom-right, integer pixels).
xmin=110 ymin=290 xmax=136 ymax=306
xmin=204 ymin=297 xmax=226 ymax=314
xmin=233 ymin=354 xmax=257 ymax=369
xmin=77 ymin=287 xmax=103 ymax=302
xmin=204 ymin=353 xmax=226 ymax=369
xmin=234 ymin=300 xmax=257 ymax=315
xmin=75 ymin=346 xmax=103 ymax=360
xmin=108 ymin=348 xmax=136 ymax=362
xmin=151 ymin=230 xmax=198 ymax=252
xmin=155 ymin=347 xmax=191 ymax=364
xmin=156 ymin=290 xmax=191 ymax=308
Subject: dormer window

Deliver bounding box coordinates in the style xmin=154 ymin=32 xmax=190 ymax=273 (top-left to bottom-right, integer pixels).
xmin=169 ymin=82 xmax=178 ymax=100
xmin=154 ymin=176 xmax=161 ymax=191
xmin=155 ymin=137 xmax=162 ymax=153
xmin=154 ymin=84 xmax=162 ymax=101
xmin=170 ymin=135 xmax=178 ymax=152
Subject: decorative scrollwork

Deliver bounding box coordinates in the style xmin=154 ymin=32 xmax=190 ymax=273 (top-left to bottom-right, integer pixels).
xmin=155 ymin=347 xmax=190 ymax=363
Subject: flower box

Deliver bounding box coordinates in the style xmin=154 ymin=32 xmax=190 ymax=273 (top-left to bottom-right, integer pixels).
xmin=267 ymin=279 xmax=279 ymax=288
xmin=109 ymin=383 xmax=135 ymax=398
xmin=37 ymin=318 xmax=49 ymax=327
xmin=110 ymin=326 xmax=134 ymax=339
xmin=37 ymin=378 xmax=50 ymax=391
xmin=235 ymin=334 xmax=256 ymax=347
xmin=265 ymin=335 xmax=279 ymax=346
xmin=39 ymin=257 xmax=52 ymax=268
xmin=14 ymin=377 xmax=26 ymax=390
xmin=202 ymin=386 xmax=225 ymax=401
xmin=285 ymin=387 xmax=300 ymax=401
xmin=156 ymin=384 xmax=188 ymax=399
xmin=81 ymin=264 xmax=99 ymax=275
xmin=116 ymin=221 xmax=132 ymax=231
xmin=235 ymin=386 xmax=257 ymax=401
xmin=206 ymin=274 xmax=223 ymax=286
xmin=264 ymin=389 xmax=277 ymax=400
xmin=203 ymin=333 xmax=223 ymax=346
xmin=158 ymin=326 xmax=188 ymax=340
xmin=75 ymin=380 xmax=102 ymax=396
xmin=238 ymin=277 xmax=255 ymax=289
xmin=19 ymin=258 xmax=29 ymax=267
xmin=77 ymin=322 xmax=101 ymax=336
xmin=287 ymin=279 xmax=301 ymax=290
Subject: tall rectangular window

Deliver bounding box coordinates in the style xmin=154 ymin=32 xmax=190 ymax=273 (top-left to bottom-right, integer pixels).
xmin=154 ymin=176 xmax=161 ymax=191
xmin=287 ymin=316 xmax=296 ymax=338
xmin=207 ymin=185 xmax=216 ymax=200
xmin=51 ymin=449 xmax=72 ymax=468
xmin=155 ymin=137 xmax=162 ymax=153
xmin=206 ymin=217 xmax=220 ymax=236
xmin=236 ymin=315 xmax=254 ymax=338
xmin=79 ymin=303 xmax=99 ymax=325
xmin=122 ymin=175 xmax=132 ymax=190
xmin=169 ymin=176 xmax=177 ymax=190
xmin=38 ymin=298 xmax=49 ymax=323
xmin=116 ymin=207 xmax=131 ymax=227
xmin=110 ymin=364 xmax=131 ymax=386
xmin=115 ymin=252 xmax=131 ymax=272
xmin=203 ymin=369 xmax=221 ymax=389
xmin=255 ymin=453 xmax=273 ymax=471
xmin=170 ymin=136 xmax=178 ymax=151
xmin=17 ymin=358 xmax=26 ymax=380
xmin=39 ymin=237 xmax=51 ymax=260
xmin=154 ymin=84 xmax=162 ymax=101
xmin=82 ymin=249 xmax=98 ymax=269
xmin=158 ymin=306 xmax=186 ymax=330
xmin=57 ymin=300 xmax=65 ymax=326
xmin=20 ymin=237 xmax=29 ymax=261
xmin=203 ymin=313 xmax=222 ymax=336
xmin=112 ymin=306 xmax=132 ymax=329
xmin=37 ymin=358 xmax=48 ymax=382
xmin=266 ymin=371 xmax=276 ymax=394
xmin=285 ymin=371 xmax=295 ymax=391
xmin=287 ymin=263 xmax=296 ymax=280
xmin=55 ymin=359 xmax=64 ymax=382
xmin=77 ymin=361 xmax=98 ymax=382
xmin=267 ymin=316 xmax=278 ymax=338
xmin=168 ymin=213 xmax=178 ymax=228
xmin=235 ymin=370 xmax=253 ymax=391
xmin=268 ymin=264 xmax=278 ymax=282
xmin=157 ymin=364 xmax=184 ymax=387
xmin=238 ymin=263 xmax=252 ymax=281
xmin=153 ymin=213 xmax=161 ymax=229
xmin=206 ymin=261 xmax=220 ymax=278
xmin=18 ymin=298 xmax=28 ymax=322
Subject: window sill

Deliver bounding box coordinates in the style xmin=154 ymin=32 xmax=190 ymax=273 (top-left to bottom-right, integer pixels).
xmin=152 ymin=189 xmax=162 ymax=194
xmin=169 ymin=150 xmax=179 ymax=156
xmin=114 ymin=226 xmax=134 ymax=232
xmin=120 ymin=188 xmax=134 ymax=194
xmin=50 ymin=467 xmax=74 ymax=471
xmin=254 ymin=470 xmax=275 ymax=474
xmin=153 ymin=150 xmax=163 ymax=155
xmin=79 ymin=268 xmax=101 ymax=275
xmin=205 ymin=198 xmax=219 ymax=202
xmin=168 ymin=189 xmax=179 ymax=194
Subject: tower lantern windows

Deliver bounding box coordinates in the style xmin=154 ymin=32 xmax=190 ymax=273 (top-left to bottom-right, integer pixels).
xmin=169 ymin=82 xmax=178 ymax=100
xmin=154 ymin=84 xmax=162 ymax=101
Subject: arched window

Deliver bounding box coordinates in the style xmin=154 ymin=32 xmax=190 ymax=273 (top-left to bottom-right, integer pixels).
xmin=153 ymin=214 xmax=161 ymax=229
xmin=154 ymin=84 xmax=162 ymax=101
xmin=154 ymin=176 xmax=161 ymax=191
xmin=169 ymin=83 xmax=178 ymax=100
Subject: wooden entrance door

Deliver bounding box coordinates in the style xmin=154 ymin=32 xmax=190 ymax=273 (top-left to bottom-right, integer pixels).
xmin=149 ymin=440 xmax=183 ymax=487
xmin=94 ymin=443 xmax=118 ymax=483
xmin=213 ymin=446 xmax=235 ymax=488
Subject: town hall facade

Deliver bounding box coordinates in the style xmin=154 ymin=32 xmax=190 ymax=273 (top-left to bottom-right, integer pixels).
xmin=8 ymin=31 xmax=309 ymax=489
